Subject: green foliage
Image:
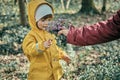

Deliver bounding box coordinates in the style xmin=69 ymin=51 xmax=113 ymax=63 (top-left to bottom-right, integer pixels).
xmin=62 ymin=41 xmax=120 ymax=80
xmin=0 ymin=25 xmax=30 ymax=54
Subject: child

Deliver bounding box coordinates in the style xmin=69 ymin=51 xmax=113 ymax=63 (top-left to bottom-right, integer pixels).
xmin=22 ymin=0 xmax=71 ymax=80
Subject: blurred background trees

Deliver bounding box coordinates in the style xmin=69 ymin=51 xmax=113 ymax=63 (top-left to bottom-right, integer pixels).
xmin=102 ymin=0 xmax=107 ymax=12
xmin=18 ymin=0 xmax=27 ymax=26
xmin=14 ymin=0 xmax=27 ymax=26
xmin=1 ymin=0 xmax=118 ymax=26
xmin=79 ymin=0 xmax=100 ymax=14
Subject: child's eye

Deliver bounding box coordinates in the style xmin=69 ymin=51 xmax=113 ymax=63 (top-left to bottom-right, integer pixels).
xmin=48 ymin=19 xmax=51 ymax=21
xmin=41 ymin=19 xmax=45 ymax=22
xmin=47 ymin=18 xmax=52 ymax=21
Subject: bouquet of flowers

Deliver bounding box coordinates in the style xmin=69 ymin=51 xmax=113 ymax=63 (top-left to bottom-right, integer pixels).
xmin=47 ymin=18 xmax=72 ymax=47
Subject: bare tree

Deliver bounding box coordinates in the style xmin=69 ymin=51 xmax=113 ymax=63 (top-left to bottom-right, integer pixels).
xmin=61 ymin=0 xmax=65 ymax=10
xmin=61 ymin=0 xmax=71 ymax=10
xmin=18 ymin=0 xmax=27 ymax=26
xmin=66 ymin=0 xmax=71 ymax=9
xmin=78 ymin=0 xmax=100 ymax=14
xmin=101 ymin=0 xmax=107 ymax=12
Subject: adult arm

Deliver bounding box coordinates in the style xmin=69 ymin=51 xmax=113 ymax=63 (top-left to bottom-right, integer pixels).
xmin=67 ymin=10 xmax=120 ymax=46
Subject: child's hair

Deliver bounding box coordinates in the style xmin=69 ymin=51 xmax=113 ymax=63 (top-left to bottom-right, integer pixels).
xmin=41 ymin=14 xmax=53 ymax=20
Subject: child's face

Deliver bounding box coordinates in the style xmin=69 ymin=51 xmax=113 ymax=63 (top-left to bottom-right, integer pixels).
xmin=37 ymin=15 xmax=52 ymax=30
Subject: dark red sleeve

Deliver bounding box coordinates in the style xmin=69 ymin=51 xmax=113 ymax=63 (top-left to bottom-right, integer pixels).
xmin=67 ymin=10 xmax=120 ymax=46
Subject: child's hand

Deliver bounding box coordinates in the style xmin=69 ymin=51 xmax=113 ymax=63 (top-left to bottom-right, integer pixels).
xmin=62 ymin=54 xmax=71 ymax=65
xmin=44 ymin=39 xmax=52 ymax=48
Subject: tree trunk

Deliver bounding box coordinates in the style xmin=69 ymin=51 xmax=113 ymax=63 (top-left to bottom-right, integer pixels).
xmin=66 ymin=0 xmax=71 ymax=9
xmin=101 ymin=0 xmax=107 ymax=12
xmin=61 ymin=0 xmax=65 ymax=10
xmin=79 ymin=0 xmax=100 ymax=14
xmin=18 ymin=0 xmax=27 ymax=26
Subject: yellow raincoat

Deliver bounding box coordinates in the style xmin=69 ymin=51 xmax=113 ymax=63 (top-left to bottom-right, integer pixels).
xmin=22 ymin=0 xmax=66 ymax=80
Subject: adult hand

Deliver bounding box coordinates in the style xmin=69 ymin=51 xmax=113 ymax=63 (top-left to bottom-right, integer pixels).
xmin=58 ymin=29 xmax=69 ymax=36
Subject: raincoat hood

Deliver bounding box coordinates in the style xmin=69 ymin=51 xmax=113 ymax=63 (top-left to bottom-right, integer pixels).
xmin=28 ymin=0 xmax=54 ymax=30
